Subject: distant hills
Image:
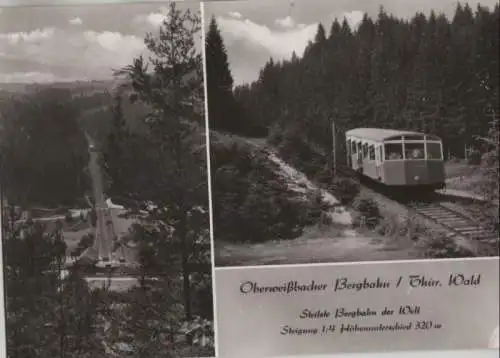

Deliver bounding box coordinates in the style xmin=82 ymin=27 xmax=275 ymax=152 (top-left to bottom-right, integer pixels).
xmin=0 ymin=79 xmax=122 ymax=97
xmin=0 ymin=71 xmax=205 ymax=144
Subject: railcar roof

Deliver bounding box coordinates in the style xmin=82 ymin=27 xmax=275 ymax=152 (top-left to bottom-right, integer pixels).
xmin=346 ymin=128 xmax=428 ymax=141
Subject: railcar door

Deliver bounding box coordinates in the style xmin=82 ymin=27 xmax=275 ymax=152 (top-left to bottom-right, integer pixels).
xmin=375 ymin=145 xmax=382 ymax=180
xmin=346 ymin=139 xmax=352 ymax=167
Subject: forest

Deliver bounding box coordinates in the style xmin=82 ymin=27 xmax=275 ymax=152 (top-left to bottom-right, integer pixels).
xmin=1 ymin=3 xmax=214 ymax=357
xmin=0 ymin=87 xmax=91 ymax=208
xmin=206 ymin=2 xmax=499 ymax=253
xmin=210 ymin=3 xmax=499 ymax=156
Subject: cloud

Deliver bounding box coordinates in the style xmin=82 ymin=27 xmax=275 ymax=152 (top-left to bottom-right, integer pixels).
xmin=83 ymin=30 xmax=144 ymax=53
xmin=0 ymin=27 xmax=55 ymax=45
xmin=68 ymin=16 xmax=83 ymax=25
xmin=0 ymin=27 xmax=147 ymax=83
xmin=341 ymin=10 xmax=364 ymax=30
xmin=217 ymin=15 xmax=317 ymax=59
xmin=133 ymin=6 xmax=170 ymax=28
xmin=275 ymin=16 xmax=295 ymax=29
xmin=228 ymin=11 xmax=243 ymax=19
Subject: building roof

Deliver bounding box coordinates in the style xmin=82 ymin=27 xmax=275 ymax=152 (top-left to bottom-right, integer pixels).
xmin=346 ymin=128 xmax=430 ymax=142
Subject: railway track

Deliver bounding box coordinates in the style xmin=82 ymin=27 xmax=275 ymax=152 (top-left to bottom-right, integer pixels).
xmin=406 ymin=202 xmax=497 ymax=243
xmin=336 ymin=165 xmax=498 ymax=252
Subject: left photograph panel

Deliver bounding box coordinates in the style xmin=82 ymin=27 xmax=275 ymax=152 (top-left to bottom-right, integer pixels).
xmin=0 ymin=1 xmax=214 ymax=357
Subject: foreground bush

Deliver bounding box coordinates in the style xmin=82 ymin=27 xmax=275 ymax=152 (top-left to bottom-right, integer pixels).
xmin=418 ymin=233 xmax=475 ymax=258
xmin=211 ymin=138 xmax=324 ymax=244
xmin=467 ymin=149 xmax=482 ymax=165
xmin=373 ymin=213 xmax=477 ymax=259
xmin=329 ymin=177 xmax=360 ymax=205
xmin=353 ymin=196 xmax=381 ymax=229
xmin=271 ymin=129 xmax=328 ymax=179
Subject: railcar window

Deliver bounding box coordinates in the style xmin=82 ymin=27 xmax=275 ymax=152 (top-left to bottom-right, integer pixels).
xmin=363 ymin=143 xmax=369 ymax=158
xmin=351 ymin=140 xmax=357 ymax=154
xmin=404 ymin=142 xmax=425 ymax=160
xmin=426 ymin=142 xmax=442 ymax=160
xmin=357 ymin=142 xmax=362 ymax=153
xmin=384 ymin=143 xmax=403 ymax=160
xmin=369 ymin=145 xmax=375 ymax=160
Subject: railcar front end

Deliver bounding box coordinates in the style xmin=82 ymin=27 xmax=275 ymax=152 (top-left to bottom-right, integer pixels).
xmin=381 ymin=134 xmax=445 ymax=190
xmin=346 ymin=129 xmax=446 ymax=192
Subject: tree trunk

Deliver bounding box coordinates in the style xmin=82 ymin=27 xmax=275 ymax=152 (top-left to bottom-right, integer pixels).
xmin=179 ymin=210 xmax=192 ymax=344
xmin=57 ymin=258 xmax=66 ymax=358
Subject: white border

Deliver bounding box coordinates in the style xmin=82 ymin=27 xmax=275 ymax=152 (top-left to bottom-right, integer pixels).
xmin=214 ymin=256 xmax=500 ymax=271
xmin=200 ymin=2 xmax=220 ymax=356
xmin=0 ymin=0 xmax=200 ymax=7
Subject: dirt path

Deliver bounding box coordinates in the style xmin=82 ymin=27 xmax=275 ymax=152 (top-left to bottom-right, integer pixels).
xmin=215 ymin=232 xmax=420 ymax=267
xmin=445 ymin=161 xmax=480 ymax=179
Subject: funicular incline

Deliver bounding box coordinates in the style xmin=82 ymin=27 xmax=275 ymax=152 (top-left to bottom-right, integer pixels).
xmin=78 ymin=136 xmax=130 ymax=273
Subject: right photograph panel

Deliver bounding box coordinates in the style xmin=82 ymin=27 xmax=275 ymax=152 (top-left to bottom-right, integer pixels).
xmin=204 ymin=0 xmax=499 ymax=356
xmin=205 ymin=0 xmax=499 ymax=267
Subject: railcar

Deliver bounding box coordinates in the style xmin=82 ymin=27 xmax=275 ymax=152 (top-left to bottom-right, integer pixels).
xmin=345 ymin=128 xmax=445 ymax=191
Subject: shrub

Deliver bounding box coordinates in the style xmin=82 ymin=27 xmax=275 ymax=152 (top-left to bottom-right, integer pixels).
xmin=375 ymin=215 xmax=403 ymax=236
xmin=329 ymin=177 xmax=360 ymax=205
xmin=314 ymin=165 xmax=333 ymax=186
xmin=304 ymin=190 xmax=327 ymax=223
xmin=274 ymin=130 xmax=328 ymax=179
xmin=375 ymin=214 xmax=433 ymax=243
xmin=468 ymin=149 xmax=482 ymax=165
xmin=267 ymin=123 xmax=284 ymax=146
xmin=211 ymin=138 xmax=325 ymax=244
xmin=77 ymin=233 xmax=95 ymax=251
xmin=353 ymin=196 xmax=381 ymax=228
xmin=419 ymin=233 xmax=475 ymax=258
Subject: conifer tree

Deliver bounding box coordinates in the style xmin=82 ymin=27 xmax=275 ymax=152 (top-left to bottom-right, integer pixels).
xmin=232 ymin=2 xmax=499 ymax=159
xmin=106 ymin=3 xmax=213 ymax=354
xmin=314 ymin=23 xmax=327 ymax=43
xmin=205 ymin=16 xmax=235 ymax=132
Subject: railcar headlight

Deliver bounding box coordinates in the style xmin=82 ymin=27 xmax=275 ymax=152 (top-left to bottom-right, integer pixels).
xmin=414 ymin=176 xmax=420 ymax=181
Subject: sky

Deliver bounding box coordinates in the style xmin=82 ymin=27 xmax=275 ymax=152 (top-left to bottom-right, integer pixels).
xmin=204 ymin=0 xmax=500 ymax=86
xmin=0 ymin=1 xmax=202 ymax=83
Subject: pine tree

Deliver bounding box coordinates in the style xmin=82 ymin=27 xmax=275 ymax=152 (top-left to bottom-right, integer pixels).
xmin=2 ymin=210 xmax=103 ymax=358
xmin=314 ymin=23 xmax=327 ymax=43
xmin=205 ymin=16 xmax=235 ymax=132
xmin=329 ymin=18 xmax=341 ymax=39
xmin=110 ymin=2 xmax=213 ymax=354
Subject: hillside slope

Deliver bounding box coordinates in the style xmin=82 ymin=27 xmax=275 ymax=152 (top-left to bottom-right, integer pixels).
xmin=209 ymin=131 xmax=424 ymax=266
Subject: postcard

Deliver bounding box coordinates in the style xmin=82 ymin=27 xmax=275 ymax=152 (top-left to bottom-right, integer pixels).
xmin=204 ymin=0 xmax=499 ymax=356
xmin=1 ymin=0 xmax=499 ymax=357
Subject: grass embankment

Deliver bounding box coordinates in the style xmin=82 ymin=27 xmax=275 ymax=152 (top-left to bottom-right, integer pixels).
xmin=210 ymin=131 xmax=325 ymax=247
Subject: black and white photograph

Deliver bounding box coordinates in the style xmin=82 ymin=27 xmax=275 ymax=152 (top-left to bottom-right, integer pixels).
xmin=0 ymin=1 xmax=214 ymax=357
xmin=205 ymin=0 xmax=499 ymax=267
